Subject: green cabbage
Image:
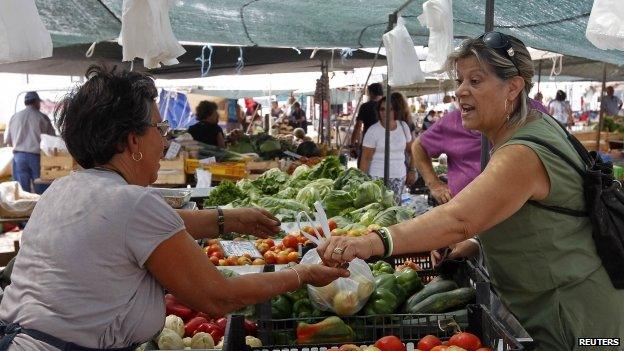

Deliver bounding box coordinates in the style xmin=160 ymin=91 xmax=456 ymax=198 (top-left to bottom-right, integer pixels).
xmin=354 ymin=181 xmax=383 ymax=208
xmin=372 ymin=206 xmax=416 ymax=227
xmin=308 ymin=156 xmax=344 ymax=180
xmin=382 ymin=189 xmax=396 ymax=207
xmin=322 ymin=190 xmax=354 ymax=218
xmin=296 ymin=186 xmax=320 ymax=209
xmin=252 ymin=168 xmax=289 ymax=195
xmin=346 ymin=203 xmax=384 ymax=222
xmin=276 ymin=187 xmax=299 ymax=199
xmin=256 ymin=196 xmax=308 ymax=212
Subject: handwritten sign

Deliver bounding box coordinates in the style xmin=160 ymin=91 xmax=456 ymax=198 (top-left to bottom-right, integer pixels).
xmin=164 ymin=141 xmax=181 ymax=160
xmin=219 ymin=240 xmax=262 ymax=258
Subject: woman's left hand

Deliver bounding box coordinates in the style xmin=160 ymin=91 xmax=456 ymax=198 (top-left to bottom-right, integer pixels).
xmin=225 ymin=207 xmax=281 ymax=238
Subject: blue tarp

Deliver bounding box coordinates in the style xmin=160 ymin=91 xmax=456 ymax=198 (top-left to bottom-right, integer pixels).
xmin=158 ymin=89 xmax=196 ymax=130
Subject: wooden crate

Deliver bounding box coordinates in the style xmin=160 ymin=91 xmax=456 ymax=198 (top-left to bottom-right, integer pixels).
xmin=154 ymin=157 xmax=186 ymax=185
xmin=572 ymin=131 xmax=613 ymax=152
xmin=40 ymin=150 xmax=77 ymax=180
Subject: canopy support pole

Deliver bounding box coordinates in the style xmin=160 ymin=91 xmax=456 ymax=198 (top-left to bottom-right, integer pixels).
xmin=383 ymin=12 xmax=398 ymax=186
xmin=480 ymin=0 xmax=495 ymax=171
xmin=537 ymin=61 xmax=542 ymax=92
xmin=596 ymin=62 xmax=608 ymax=151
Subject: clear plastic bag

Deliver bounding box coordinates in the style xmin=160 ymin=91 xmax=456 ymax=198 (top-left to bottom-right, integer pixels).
xmin=382 ymin=17 xmax=425 ymax=87
xmin=297 ymin=202 xmax=375 ymax=316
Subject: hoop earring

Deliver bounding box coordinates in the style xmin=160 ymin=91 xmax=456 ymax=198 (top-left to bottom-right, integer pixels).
xmin=132 ymin=152 xmax=143 ymax=162
xmin=504 ymin=99 xmax=511 ymax=123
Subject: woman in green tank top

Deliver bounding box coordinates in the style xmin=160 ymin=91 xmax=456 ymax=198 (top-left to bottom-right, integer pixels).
xmin=316 ymin=33 xmax=624 ymax=350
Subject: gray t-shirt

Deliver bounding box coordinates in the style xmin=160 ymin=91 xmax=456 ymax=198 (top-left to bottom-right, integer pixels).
xmin=4 ymin=106 xmax=55 ymax=154
xmin=0 ymin=169 xmax=185 ymax=350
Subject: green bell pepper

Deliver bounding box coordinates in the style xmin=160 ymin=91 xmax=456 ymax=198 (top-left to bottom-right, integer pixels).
xmin=286 ymin=288 xmax=309 ymax=303
xmin=395 ymin=268 xmax=424 ymax=296
xmin=361 ymin=273 xmax=407 ymax=315
xmin=271 ymin=294 xmax=292 ymax=319
xmin=372 ymin=260 xmax=394 ymax=276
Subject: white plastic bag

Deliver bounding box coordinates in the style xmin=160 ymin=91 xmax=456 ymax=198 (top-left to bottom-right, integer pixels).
xmin=418 ymin=0 xmax=454 ymax=73
xmin=586 ymin=0 xmax=624 ymax=51
xmin=40 ymin=135 xmax=68 ymax=156
xmin=0 ymin=181 xmax=39 ymax=218
xmin=382 ymin=17 xmax=426 ymax=87
xmin=297 ymin=202 xmax=374 ymax=316
xmin=118 ymin=0 xmax=186 ymax=69
xmin=0 ymin=0 xmax=52 ymax=64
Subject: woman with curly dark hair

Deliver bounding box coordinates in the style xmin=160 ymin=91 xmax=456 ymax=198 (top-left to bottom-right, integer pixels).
xmin=188 ymin=100 xmax=226 ymax=148
xmin=0 ymin=65 xmax=347 ymax=350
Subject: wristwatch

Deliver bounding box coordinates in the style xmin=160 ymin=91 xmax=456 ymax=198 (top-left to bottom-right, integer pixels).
xmin=206 ymin=206 xmax=226 ymax=236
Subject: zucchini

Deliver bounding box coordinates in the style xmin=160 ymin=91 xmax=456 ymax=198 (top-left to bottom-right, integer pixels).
xmin=404 ymin=279 xmax=458 ymax=312
xmin=407 ymin=287 xmax=476 ymax=314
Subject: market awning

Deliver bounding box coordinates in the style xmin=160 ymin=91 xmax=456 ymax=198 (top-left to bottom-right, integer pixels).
xmin=0 ymin=42 xmax=385 ymax=78
xmin=31 ymin=0 xmax=624 ymax=67
xmin=534 ymin=55 xmax=624 ymax=82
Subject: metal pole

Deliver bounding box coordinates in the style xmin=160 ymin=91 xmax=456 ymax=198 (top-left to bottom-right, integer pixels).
xmin=596 ymin=62 xmax=607 ymax=151
xmin=384 ymin=12 xmax=398 ymax=185
xmin=537 ymin=61 xmax=542 ymax=92
xmin=480 ymin=0 xmax=495 ymax=171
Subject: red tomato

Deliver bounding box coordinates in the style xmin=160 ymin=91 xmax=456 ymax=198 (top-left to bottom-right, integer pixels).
xmin=263 ymin=238 xmax=275 ymax=247
xmin=263 ymin=251 xmax=277 ymax=264
xmin=165 ymin=302 xmax=194 ymax=321
xmin=315 ymin=226 xmax=325 ymax=236
xmin=374 ymin=335 xmax=406 ymax=351
xmin=243 ymin=319 xmax=258 ymax=336
xmin=209 ymin=255 xmax=220 ymax=265
xmin=296 ymin=235 xmax=308 ymax=244
xmin=328 ymin=219 xmax=338 ymax=231
xmin=282 ymin=235 xmax=299 ymax=249
xmin=287 ymin=251 xmax=300 ymax=263
xmin=442 ymin=341 xmax=450 ymax=346
xmin=184 ymin=316 xmax=208 ymax=337
xmin=215 ymin=317 xmax=228 ymax=332
xmin=210 ymin=251 xmax=224 ymax=259
xmin=417 ymin=335 xmax=442 ymax=351
xmin=206 ymin=244 xmax=221 ymax=256
xmin=430 ymin=346 xmax=449 ymax=351
xmin=276 ymin=251 xmax=290 ymax=264
xmin=449 ymin=332 xmax=482 ymax=351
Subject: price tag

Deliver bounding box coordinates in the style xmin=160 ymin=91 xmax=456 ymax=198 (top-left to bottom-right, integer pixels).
xmin=219 ymin=240 xmax=262 ymax=258
xmin=164 ymin=141 xmax=181 ymax=160
xmin=199 ymin=157 xmax=217 ymax=165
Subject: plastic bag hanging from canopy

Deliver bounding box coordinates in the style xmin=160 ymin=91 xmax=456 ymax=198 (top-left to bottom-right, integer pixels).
xmin=418 ymin=0 xmax=453 ymax=73
xmin=586 ymin=0 xmax=624 ymax=51
xmin=0 ymin=0 xmax=52 ymax=64
xmin=118 ymin=0 xmax=186 ymax=69
xmin=382 ymin=17 xmax=425 ymax=87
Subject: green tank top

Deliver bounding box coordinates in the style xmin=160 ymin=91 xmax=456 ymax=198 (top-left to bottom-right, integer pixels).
xmin=480 ymin=114 xmax=602 ymax=294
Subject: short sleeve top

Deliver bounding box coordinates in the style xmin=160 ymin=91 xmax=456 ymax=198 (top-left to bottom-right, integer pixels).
xmin=362 ymin=121 xmax=412 ymax=179
xmin=188 ymin=121 xmax=224 ymax=146
xmin=0 ymin=169 xmax=185 ymax=350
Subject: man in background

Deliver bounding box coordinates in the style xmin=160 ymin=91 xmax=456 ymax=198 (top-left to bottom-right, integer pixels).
xmin=5 ymin=92 xmax=55 ymax=194
xmin=350 ymin=82 xmax=383 ymax=165
xmin=603 ymin=86 xmax=622 ymax=116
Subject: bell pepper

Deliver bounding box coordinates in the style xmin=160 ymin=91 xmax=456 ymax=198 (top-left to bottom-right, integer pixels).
xmin=394 ymin=268 xmax=423 ymax=296
xmin=286 ymin=288 xmax=309 ymax=303
xmin=361 ymin=273 xmax=407 ymax=315
xmin=271 ymin=295 xmax=292 ymax=319
xmin=296 ymin=316 xmax=355 ymax=344
xmin=293 ymin=298 xmax=315 ymax=318
xmin=371 ymin=260 xmax=394 ymax=276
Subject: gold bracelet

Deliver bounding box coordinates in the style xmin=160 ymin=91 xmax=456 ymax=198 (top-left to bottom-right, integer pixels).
xmin=288 ymin=266 xmax=302 ymax=287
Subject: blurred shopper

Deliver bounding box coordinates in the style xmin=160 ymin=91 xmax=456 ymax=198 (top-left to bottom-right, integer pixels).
xmin=289 ymin=102 xmax=307 ymax=133
xmin=603 ymin=86 xmax=622 ymax=116
xmin=350 ymin=83 xmax=383 ymax=165
xmin=548 ymin=90 xmax=574 ymax=127
xmin=188 ymin=100 xmax=225 ymax=148
xmin=5 ymin=92 xmax=55 ymax=194
xmin=226 ymin=101 xmax=244 ymax=132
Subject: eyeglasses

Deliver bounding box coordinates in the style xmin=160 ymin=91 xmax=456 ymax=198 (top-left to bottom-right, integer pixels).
xmin=151 ymin=121 xmax=170 ymax=136
xmin=478 ymin=31 xmax=520 ymax=73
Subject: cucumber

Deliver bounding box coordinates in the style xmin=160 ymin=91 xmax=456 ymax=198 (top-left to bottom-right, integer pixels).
xmin=404 ymin=279 xmax=458 ymax=312
xmin=407 ymin=287 xmax=476 ymax=314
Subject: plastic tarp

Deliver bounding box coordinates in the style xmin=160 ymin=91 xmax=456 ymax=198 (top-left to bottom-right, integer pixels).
xmin=31 ymin=0 xmax=624 ymax=67
xmin=158 ymin=89 xmax=195 ymax=129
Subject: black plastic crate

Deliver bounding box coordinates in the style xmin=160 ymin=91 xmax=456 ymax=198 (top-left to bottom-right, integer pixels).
xmin=223 ymin=304 xmax=523 ymax=351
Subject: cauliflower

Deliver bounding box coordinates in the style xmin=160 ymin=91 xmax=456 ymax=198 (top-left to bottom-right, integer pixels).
xmin=191 ymin=332 xmax=215 ymax=349
xmin=215 ymin=340 xmax=224 ymax=349
xmin=183 ymin=337 xmax=192 ymax=347
xmin=157 ymin=328 xmax=185 ymax=350
xmin=164 ymin=314 xmax=185 ymax=338
xmin=245 ymin=336 xmax=262 ymax=348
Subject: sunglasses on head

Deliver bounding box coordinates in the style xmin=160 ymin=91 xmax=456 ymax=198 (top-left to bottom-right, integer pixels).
xmin=151 ymin=121 xmax=170 ymax=136
xmin=477 ymin=31 xmax=520 ymax=72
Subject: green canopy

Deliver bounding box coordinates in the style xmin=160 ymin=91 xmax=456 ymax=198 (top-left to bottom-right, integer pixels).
xmin=35 ymin=0 xmax=624 ymax=66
